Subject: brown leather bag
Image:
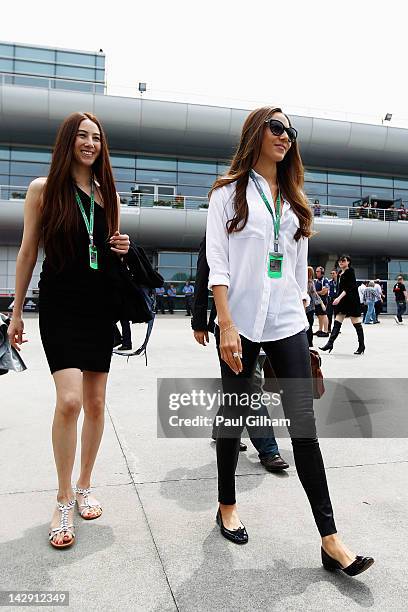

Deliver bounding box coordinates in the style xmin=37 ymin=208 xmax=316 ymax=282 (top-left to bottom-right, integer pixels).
xmin=309 ymin=348 xmax=325 ymax=399
xmin=262 ymin=350 xmax=325 ymax=399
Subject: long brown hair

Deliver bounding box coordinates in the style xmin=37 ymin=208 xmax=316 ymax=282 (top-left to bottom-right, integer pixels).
xmin=209 ymin=106 xmax=312 ymax=240
xmin=41 ymin=111 xmax=118 ymax=268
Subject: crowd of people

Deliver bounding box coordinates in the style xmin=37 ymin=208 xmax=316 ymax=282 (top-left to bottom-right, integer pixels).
xmin=155 ymin=280 xmax=194 ymax=315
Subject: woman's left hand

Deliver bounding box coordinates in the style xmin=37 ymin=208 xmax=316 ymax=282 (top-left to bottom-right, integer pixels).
xmin=109 ymin=230 xmax=130 ymax=255
xmin=332 ymin=297 xmax=340 ymax=306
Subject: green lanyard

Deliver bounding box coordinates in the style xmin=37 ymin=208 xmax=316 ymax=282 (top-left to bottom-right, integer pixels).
xmin=250 ymin=170 xmax=281 ymax=252
xmin=74 ymin=180 xmax=98 ymax=270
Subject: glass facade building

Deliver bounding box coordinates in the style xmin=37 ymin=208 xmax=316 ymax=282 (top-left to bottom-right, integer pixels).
xmin=0 ymin=42 xmax=105 ymax=93
xmin=2 ymin=144 xmax=408 ymax=209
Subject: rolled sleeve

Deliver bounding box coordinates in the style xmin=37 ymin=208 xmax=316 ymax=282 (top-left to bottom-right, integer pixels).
xmin=206 ymin=188 xmax=230 ymax=289
xmin=296 ymin=236 xmax=310 ymax=305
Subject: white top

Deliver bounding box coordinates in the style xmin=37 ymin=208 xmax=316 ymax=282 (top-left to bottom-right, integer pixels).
xmin=358 ymin=283 xmax=366 ymax=303
xmin=206 ymin=170 xmax=310 ymax=343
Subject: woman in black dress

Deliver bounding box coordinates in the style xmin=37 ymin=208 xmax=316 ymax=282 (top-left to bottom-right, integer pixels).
xmin=8 ymin=112 xmax=130 ymax=548
xmin=320 ymin=255 xmax=365 ymax=354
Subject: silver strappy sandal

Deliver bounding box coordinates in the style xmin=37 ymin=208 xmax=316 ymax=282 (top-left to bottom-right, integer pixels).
xmin=75 ymin=486 xmax=103 ymax=520
xmin=49 ymin=499 xmax=76 ymax=549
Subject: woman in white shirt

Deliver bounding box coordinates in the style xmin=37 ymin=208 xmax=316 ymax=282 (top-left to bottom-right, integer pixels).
xmin=206 ymin=106 xmax=373 ymax=576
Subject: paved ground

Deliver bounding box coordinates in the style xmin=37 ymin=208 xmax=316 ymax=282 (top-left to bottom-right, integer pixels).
xmin=1 ymin=313 xmax=407 ymax=611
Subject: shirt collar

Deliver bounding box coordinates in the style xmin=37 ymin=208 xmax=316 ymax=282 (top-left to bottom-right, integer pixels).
xmin=250 ymin=169 xmax=288 ymax=207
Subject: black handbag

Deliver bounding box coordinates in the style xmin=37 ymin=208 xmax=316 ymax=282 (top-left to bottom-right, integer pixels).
xmin=110 ymin=242 xmax=164 ymax=324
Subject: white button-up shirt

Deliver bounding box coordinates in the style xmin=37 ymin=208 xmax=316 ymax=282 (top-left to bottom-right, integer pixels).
xmin=206 ymin=170 xmax=309 ymax=343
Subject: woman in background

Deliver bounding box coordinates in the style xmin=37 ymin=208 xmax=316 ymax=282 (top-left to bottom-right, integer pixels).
xmin=320 ymin=255 xmax=365 ymax=354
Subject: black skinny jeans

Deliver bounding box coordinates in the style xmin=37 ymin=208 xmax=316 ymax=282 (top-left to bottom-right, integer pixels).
xmin=215 ymin=327 xmax=336 ymax=537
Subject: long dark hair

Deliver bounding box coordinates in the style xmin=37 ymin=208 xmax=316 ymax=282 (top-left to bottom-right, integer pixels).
xmin=41 ymin=111 xmax=118 ymax=268
xmin=209 ymin=106 xmax=312 ymax=240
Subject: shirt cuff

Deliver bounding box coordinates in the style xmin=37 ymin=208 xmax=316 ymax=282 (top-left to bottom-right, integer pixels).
xmin=208 ymin=273 xmax=230 ymax=290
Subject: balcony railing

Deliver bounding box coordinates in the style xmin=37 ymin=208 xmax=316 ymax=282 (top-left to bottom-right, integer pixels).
xmin=2 ymin=185 xmax=408 ymax=220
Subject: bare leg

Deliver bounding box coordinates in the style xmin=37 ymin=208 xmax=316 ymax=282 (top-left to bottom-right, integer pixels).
xmin=76 ymin=371 xmax=108 ymax=518
xmin=322 ymin=534 xmax=357 ymax=568
xmin=50 ymin=368 xmax=83 ymax=545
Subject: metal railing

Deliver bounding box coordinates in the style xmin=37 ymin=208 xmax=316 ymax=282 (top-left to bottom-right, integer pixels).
xmin=0 ymin=72 xmax=105 ymax=94
xmin=2 ymin=185 xmax=408 ymax=220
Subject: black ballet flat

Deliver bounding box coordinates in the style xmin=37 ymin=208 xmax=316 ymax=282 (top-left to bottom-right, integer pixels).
xmin=216 ymin=508 xmax=248 ymax=545
xmin=321 ymin=547 xmax=374 ymax=576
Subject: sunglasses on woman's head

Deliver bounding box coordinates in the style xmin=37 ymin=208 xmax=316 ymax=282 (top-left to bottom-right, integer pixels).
xmin=265 ymin=118 xmax=298 ymax=143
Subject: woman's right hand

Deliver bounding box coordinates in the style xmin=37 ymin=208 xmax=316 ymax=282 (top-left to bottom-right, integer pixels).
xmin=219 ymin=325 xmax=243 ymax=375
xmin=7 ymin=316 xmax=26 ymax=351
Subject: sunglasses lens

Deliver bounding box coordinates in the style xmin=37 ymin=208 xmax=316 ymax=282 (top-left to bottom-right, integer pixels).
xmin=268 ymin=120 xmax=285 ymax=136
xmin=268 ymin=120 xmax=297 ymax=142
xmin=287 ymin=127 xmax=297 ymax=142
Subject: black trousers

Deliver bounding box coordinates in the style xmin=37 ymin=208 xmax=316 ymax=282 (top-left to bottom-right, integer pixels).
xmin=214 ymin=327 xmax=336 ymax=537
xmin=306 ymin=310 xmax=314 ymax=346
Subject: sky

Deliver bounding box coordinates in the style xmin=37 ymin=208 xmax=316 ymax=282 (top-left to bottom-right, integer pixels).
xmin=2 ymin=0 xmax=408 ymax=126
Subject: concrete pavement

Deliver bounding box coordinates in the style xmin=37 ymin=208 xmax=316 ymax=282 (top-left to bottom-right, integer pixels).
xmin=0 ymin=313 xmax=407 ymax=611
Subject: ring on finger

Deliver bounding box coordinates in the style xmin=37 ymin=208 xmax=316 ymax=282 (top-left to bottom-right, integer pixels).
xmin=232 ymin=352 xmax=243 ymax=359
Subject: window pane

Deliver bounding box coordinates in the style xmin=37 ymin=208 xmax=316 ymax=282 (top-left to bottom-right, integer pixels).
xmin=10 ymin=161 xmax=49 ymax=175
xmin=362 ymin=175 xmax=393 ymax=188
xmin=394 ymin=178 xmax=408 ymax=189
xmin=309 ymin=195 xmax=328 ymax=205
xmin=13 ymin=75 xmax=49 ymax=87
xmin=136 ymin=169 xmax=176 ymax=184
xmin=327 ymin=196 xmax=358 ymax=207
xmin=96 ymin=69 xmax=105 ymax=82
xmin=110 ymin=155 xmax=135 ymax=168
xmin=14 ymin=60 xmax=55 ymax=76
xmin=55 ymin=79 xmax=94 ymax=92
xmin=159 ymin=267 xmax=190 ymax=282
xmin=192 ymin=254 xmax=198 ymax=268
xmin=0 ymin=58 xmax=13 ymax=71
xmin=159 ymin=252 xmax=191 ymax=267
xmin=178 ymin=160 xmax=217 ymax=173
xmin=178 ymin=172 xmax=215 ymax=187
xmin=158 ymin=186 xmax=175 ymax=196
xmin=137 ymin=157 xmax=177 ymax=171
xmin=0 ymin=44 xmax=13 ymax=57
xmin=96 ymin=55 xmax=105 ymax=68
xmin=11 ymin=148 xmax=51 ymax=162
xmin=328 ymin=184 xmax=361 ymax=197
xmin=116 ymin=181 xmax=135 ymax=193
xmin=304 ymin=169 xmax=327 ymax=182
xmin=56 ymin=51 xmax=95 ymax=66
xmin=56 ymin=65 xmax=95 ymax=80
xmin=15 ymin=46 xmax=55 ymax=61
xmin=217 ymin=163 xmax=230 ymax=174
xmin=361 ymin=187 xmax=393 ymax=199
xmin=10 ymin=175 xmax=33 ymax=187
xmin=394 ymin=189 xmax=408 ymax=202
xmin=177 ymin=185 xmax=209 ymax=197
xmin=0 ymin=174 xmax=8 ymax=185
xmin=328 ymin=172 xmax=360 ymax=185
xmin=113 ymin=167 xmax=135 ymax=181
xmin=0 ymin=161 xmax=9 ymax=173
xmin=0 ymin=147 xmax=10 ymax=160
xmin=304 ymin=182 xmax=327 ymax=196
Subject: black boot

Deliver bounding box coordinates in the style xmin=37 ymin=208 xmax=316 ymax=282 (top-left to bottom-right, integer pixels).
xmin=320 ymin=320 xmax=342 ymax=353
xmin=353 ymin=322 xmax=365 ymax=354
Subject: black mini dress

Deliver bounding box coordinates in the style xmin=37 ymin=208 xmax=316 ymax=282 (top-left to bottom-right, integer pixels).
xmin=38 ymin=188 xmax=115 ymax=374
xmin=333 ymin=267 xmax=361 ymax=318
